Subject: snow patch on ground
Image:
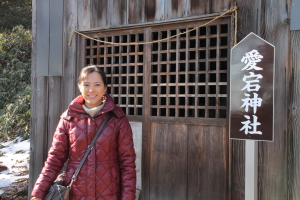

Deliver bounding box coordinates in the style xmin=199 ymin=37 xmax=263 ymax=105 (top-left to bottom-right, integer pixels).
xmin=0 ymin=138 xmax=30 ymax=195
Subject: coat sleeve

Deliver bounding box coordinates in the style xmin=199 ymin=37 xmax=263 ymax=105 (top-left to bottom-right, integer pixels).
xmin=117 ymin=116 xmax=136 ymax=200
xmin=31 ymin=118 xmax=69 ymax=199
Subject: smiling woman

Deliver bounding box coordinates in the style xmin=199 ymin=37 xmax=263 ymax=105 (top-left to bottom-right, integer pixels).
xmin=31 ymin=65 xmax=136 ymax=200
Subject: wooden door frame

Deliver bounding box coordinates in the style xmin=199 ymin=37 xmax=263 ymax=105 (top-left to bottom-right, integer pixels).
xmin=76 ymin=14 xmax=234 ymax=200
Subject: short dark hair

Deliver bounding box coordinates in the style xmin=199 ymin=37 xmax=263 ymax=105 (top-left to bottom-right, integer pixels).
xmin=78 ymin=65 xmax=107 ymax=86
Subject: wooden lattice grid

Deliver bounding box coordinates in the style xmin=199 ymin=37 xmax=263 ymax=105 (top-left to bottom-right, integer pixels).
xmin=85 ymin=32 xmax=145 ymax=116
xmin=84 ymin=20 xmax=229 ymax=118
xmin=150 ymin=24 xmax=228 ymax=118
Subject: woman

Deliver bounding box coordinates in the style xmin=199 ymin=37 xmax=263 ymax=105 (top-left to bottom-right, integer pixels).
xmin=31 ymin=66 xmax=136 ymax=200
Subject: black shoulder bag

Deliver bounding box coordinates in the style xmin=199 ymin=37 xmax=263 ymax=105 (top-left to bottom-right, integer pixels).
xmin=44 ymin=112 xmax=111 ymax=200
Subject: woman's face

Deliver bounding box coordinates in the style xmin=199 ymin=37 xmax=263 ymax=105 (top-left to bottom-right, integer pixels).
xmin=78 ymin=72 xmax=107 ymax=109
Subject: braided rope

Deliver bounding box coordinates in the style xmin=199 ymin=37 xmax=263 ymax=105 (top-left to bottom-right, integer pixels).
xmin=68 ymin=7 xmax=237 ymax=46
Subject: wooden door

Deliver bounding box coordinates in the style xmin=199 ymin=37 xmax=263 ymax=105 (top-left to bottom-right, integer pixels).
xmin=143 ymin=18 xmax=231 ymax=200
xmin=148 ymin=123 xmax=228 ymax=200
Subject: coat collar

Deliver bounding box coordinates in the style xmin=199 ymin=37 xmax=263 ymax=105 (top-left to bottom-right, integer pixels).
xmin=62 ymin=94 xmax=125 ymax=119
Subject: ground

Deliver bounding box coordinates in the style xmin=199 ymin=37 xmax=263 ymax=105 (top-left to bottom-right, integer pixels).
xmin=0 ymin=177 xmax=28 ymax=200
xmin=0 ymin=139 xmax=29 ymax=200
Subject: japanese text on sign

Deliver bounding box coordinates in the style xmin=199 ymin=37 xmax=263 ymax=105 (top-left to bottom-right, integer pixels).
xmin=239 ymin=50 xmax=263 ymax=135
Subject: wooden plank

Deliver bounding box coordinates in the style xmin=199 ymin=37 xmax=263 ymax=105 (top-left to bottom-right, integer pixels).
xmin=80 ymin=13 xmax=232 ymax=35
xmin=124 ymin=33 xmax=130 ymax=115
xmin=289 ymin=31 xmax=300 ymax=200
xmin=188 ymin=0 xmax=210 ymax=15
xmin=189 ymin=0 xmax=235 ymax=16
xmin=128 ymin=0 xmax=145 ymax=24
xmin=211 ymin=0 xmax=233 ymax=13
xmin=149 ymin=123 xmax=188 ymax=200
xmin=194 ymin=27 xmax=200 ymax=117
xmin=145 ymin=0 xmax=164 ymax=22
xmin=29 ymin=0 xmax=38 ymax=193
xmin=75 ymin=33 xmax=86 ymax=98
xmin=62 ymin=0 xmax=78 ymax=110
xmin=234 ymin=0 xmax=261 ymax=39
xmin=204 ymin=24 xmax=209 ymax=118
xmin=257 ymin=0 xmax=289 ymax=199
xmin=230 ymin=1 xmax=261 ymax=198
xmin=90 ymin=0 xmax=108 ymax=29
xmin=164 ymin=0 xmax=187 ymax=20
xmin=175 ymin=27 xmax=179 ymax=117
xmin=29 ymin=0 xmax=50 ymax=194
xmin=141 ymin=27 xmax=152 ymax=200
xmin=47 ymin=77 xmax=62 ymax=148
xmin=30 ymin=77 xmax=49 ymax=191
xmin=110 ymin=0 xmax=128 ymax=26
xmin=77 ymin=0 xmax=91 ymax=30
xmin=106 ymin=0 xmax=113 ymax=27
xmin=150 ymin=116 xmax=226 ymax=126
xmin=188 ymin=125 xmax=228 ymax=200
xmin=37 ymin=79 xmax=49 ymax=158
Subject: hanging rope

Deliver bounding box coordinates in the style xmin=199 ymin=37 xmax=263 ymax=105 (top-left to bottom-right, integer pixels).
xmin=68 ymin=6 xmax=237 ymax=46
xmin=234 ymin=6 xmax=238 ymax=46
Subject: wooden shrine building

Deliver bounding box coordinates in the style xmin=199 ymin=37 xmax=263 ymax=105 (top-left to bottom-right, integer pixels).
xmin=29 ymin=0 xmax=300 ymax=199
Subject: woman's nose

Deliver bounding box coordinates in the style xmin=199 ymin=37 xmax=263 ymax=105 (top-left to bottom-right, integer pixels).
xmin=89 ymin=86 xmax=95 ymax=92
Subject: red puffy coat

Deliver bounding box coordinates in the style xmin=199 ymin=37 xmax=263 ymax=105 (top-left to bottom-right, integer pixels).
xmin=31 ymin=95 xmax=136 ymax=200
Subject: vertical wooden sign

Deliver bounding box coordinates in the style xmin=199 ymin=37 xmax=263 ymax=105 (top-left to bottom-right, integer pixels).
xmin=229 ymin=32 xmax=275 ymax=141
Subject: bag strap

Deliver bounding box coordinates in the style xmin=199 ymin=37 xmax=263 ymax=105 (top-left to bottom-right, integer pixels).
xmin=68 ymin=112 xmax=111 ymax=187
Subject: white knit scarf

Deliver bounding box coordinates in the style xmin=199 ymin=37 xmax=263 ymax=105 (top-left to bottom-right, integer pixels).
xmin=82 ymin=102 xmax=105 ymax=117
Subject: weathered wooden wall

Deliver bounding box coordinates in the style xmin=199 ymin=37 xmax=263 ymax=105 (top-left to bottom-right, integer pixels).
xmin=29 ymin=0 xmax=298 ymax=199
xmin=257 ymin=0 xmax=289 ymax=198
xmin=232 ymin=0 xmax=290 ymax=199
xmin=289 ymin=30 xmax=300 ymax=200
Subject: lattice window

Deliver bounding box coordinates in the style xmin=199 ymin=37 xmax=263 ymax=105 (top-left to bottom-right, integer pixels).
xmin=150 ymin=24 xmax=229 ymax=118
xmin=83 ymin=19 xmax=230 ymax=118
xmin=84 ymin=32 xmax=145 ymax=116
